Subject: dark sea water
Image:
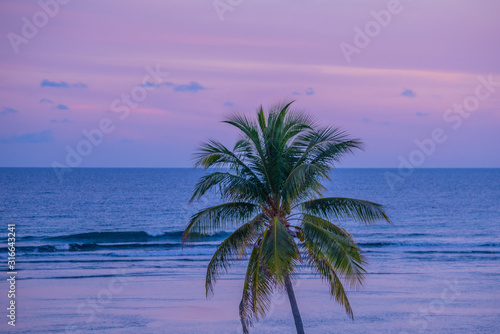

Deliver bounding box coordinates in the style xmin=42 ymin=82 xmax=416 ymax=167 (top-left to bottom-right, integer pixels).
xmin=0 ymin=168 xmax=499 ymax=333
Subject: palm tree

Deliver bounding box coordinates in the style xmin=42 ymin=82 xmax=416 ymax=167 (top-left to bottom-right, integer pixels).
xmin=182 ymin=101 xmax=390 ymax=333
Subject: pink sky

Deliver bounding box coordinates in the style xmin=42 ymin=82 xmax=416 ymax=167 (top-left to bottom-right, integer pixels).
xmin=0 ymin=0 xmax=499 ymax=167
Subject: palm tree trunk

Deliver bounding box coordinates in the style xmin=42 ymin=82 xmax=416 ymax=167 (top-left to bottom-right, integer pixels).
xmin=285 ymin=275 xmax=305 ymax=334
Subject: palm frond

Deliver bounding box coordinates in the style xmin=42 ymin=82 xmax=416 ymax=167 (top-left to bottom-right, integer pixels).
xmin=302 ymin=240 xmax=354 ymax=318
xmin=292 ymin=127 xmax=361 ymax=168
xmin=309 ymin=139 xmax=363 ymax=166
xmin=223 ymin=113 xmax=274 ymax=194
xmin=206 ymin=214 xmax=268 ymax=296
xmin=281 ymin=163 xmax=329 ymax=204
xmin=238 ymin=232 xmax=275 ymax=330
xmin=301 ymin=214 xmax=366 ymax=288
xmin=301 ymin=197 xmax=391 ymax=225
xmin=190 ymin=172 xmax=266 ymax=204
xmin=260 ymin=218 xmax=300 ymax=285
xmin=182 ymin=202 xmax=258 ymax=242
xmin=302 ymin=214 xmax=356 ymax=243
xmin=239 ymin=245 xmax=259 ymax=330
xmin=193 ymin=139 xmax=265 ymax=191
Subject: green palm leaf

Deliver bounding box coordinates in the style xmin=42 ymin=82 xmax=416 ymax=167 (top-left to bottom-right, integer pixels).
xmin=260 ymin=218 xmax=300 ymax=285
xmin=190 ymin=171 xmax=266 ymax=204
xmin=302 ymin=197 xmax=390 ymax=225
xmin=239 ymin=244 xmax=272 ymax=330
xmin=206 ymin=214 xmax=267 ymax=296
xmin=183 ymin=202 xmax=258 ymax=242
xmin=303 ymin=240 xmax=354 ymax=318
xmin=301 ymin=214 xmax=365 ymax=288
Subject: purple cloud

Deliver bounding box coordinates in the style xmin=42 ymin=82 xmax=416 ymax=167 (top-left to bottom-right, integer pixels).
xmin=55 ymin=104 xmax=70 ymax=110
xmin=1 ymin=107 xmax=18 ymax=115
xmin=0 ymin=130 xmax=54 ymax=143
xmin=41 ymin=80 xmax=88 ymax=88
xmin=401 ymin=89 xmax=416 ymax=98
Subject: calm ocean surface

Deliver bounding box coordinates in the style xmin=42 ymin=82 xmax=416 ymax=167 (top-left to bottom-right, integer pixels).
xmin=0 ymin=168 xmax=498 ymax=333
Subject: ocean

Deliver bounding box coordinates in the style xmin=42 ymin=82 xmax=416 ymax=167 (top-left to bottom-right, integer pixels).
xmin=0 ymin=168 xmax=498 ymax=333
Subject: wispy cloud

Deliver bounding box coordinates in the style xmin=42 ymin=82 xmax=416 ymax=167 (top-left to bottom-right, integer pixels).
xmin=1 ymin=107 xmax=18 ymax=115
xmin=171 ymin=81 xmax=206 ymax=92
xmin=40 ymin=99 xmax=70 ymax=111
xmin=292 ymin=87 xmax=315 ymax=96
xmin=51 ymin=119 xmax=71 ymax=123
xmin=362 ymin=117 xmax=371 ymax=123
xmin=41 ymin=80 xmax=88 ymax=88
xmin=416 ymin=112 xmax=429 ymax=117
xmin=139 ymin=82 xmax=160 ymax=88
xmin=55 ymin=104 xmax=70 ymax=110
xmin=223 ymin=101 xmax=234 ymax=107
xmin=139 ymin=81 xmax=206 ymax=92
xmin=401 ymin=89 xmax=416 ymax=98
xmin=0 ymin=130 xmax=54 ymax=143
